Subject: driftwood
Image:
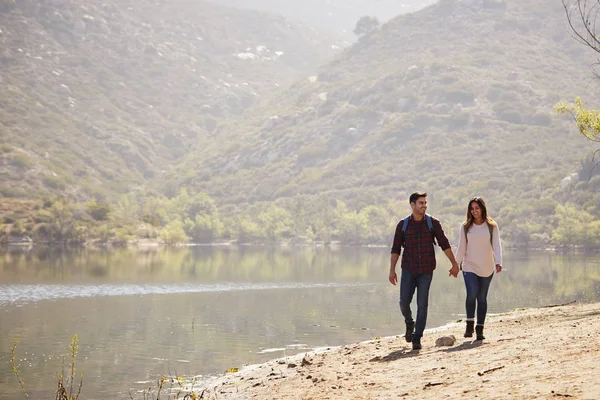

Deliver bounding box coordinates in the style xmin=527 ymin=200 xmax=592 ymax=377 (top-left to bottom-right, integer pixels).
xmin=477 ymin=366 xmax=505 ymax=376
xmin=551 ymin=390 xmax=573 ymax=397
xmin=423 ymin=382 xmax=444 ymax=389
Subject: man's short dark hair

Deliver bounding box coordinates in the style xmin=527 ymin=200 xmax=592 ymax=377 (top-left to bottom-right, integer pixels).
xmin=409 ymin=192 xmax=427 ymax=204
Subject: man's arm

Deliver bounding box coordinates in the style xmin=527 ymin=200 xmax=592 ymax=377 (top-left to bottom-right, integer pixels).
xmin=433 ymin=219 xmax=460 ymax=277
xmin=389 ymin=222 xmax=403 ymax=285
xmin=389 ymin=252 xmax=400 ymax=285
xmin=443 ymin=248 xmax=460 ymax=278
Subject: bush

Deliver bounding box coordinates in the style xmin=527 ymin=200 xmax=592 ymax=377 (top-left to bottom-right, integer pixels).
xmin=87 ymin=201 xmax=111 ymax=221
xmin=444 ymin=90 xmax=475 ymax=104
xmin=497 ymin=110 xmax=523 ymax=124
xmin=42 ymin=174 xmax=66 ymax=190
xmin=528 ymin=112 xmax=552 ymax=126
xmin=10 ymin=153 xmax=32 ymax=169
xmin=159 ymin=219 xmax=189 ymax=244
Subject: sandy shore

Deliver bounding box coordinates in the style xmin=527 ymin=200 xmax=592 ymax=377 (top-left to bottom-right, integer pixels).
xmin=193 ymin=302 xmax=600 ymax=399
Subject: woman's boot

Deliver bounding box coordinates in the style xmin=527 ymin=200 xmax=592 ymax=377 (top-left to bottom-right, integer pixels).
xmin=464 ymin=321 xmax=474 ymax=338
xmin=475 ymin=324 xmax=485 ymax=340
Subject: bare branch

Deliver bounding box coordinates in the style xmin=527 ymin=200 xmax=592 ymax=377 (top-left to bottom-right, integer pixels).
xmin=563 ymin=0 xmax=600 ymax=52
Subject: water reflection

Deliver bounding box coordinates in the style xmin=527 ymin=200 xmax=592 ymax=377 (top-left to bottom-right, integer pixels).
xmin=0 ymin=282 xmax=374 ymax=305
xmin=0 ymin=246 xmax=598 ymax=399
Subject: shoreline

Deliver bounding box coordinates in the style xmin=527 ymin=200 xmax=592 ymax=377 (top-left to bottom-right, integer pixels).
xmin=2 ymin=239 xmax=599 ymax=253
xmin=189 ymin=301 xmax=600 ymax=399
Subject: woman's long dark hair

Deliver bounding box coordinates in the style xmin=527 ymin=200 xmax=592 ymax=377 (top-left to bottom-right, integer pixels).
xmin=464 ymin=196 xmax=496 ymax=233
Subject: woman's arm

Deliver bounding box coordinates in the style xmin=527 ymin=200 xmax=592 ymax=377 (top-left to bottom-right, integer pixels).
xmin=455 ymin=223 xmax=467 ymax=266
xmin=492 ymin=224 xmax=502 ymax=267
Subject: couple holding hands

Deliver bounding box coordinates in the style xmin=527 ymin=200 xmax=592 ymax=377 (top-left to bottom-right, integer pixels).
xmin=389 ymin=192 xmax=503 ymax=350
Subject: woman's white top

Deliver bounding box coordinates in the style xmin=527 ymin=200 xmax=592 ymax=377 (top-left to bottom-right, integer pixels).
xmin=455 ymin=222 xmax=502 ymax=278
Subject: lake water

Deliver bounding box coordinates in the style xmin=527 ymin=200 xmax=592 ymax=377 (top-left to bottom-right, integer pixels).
xmin=0 ymin=246 xmax=599 ymax=399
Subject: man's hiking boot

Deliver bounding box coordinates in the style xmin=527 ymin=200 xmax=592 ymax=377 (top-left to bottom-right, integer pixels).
xmin=475 ymin=325 xmax=485 ymax=341
xmin=405 ymin=322 xmax=415 ymax=343
xmin=464 ymin=321 xmax=474 ymax=338
xmin=412 ymin=339 xmax=422 ymax=350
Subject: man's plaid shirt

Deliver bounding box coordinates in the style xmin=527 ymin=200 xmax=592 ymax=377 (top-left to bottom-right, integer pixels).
xmin=390 ymin=215 xmax=451 ymax=275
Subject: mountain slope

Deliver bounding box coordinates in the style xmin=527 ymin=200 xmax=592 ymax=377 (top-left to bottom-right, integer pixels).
xmin=0 ymin=0 xmax=341 ymax=200
xmin=209 ymin=0 xmax=436 ymax=38
xmin=167 ymin=0 xmax=594 ymax=225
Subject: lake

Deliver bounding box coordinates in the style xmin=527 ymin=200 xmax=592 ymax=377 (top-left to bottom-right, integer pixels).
xmin=0 ymin=246 xmax=599 ymax=399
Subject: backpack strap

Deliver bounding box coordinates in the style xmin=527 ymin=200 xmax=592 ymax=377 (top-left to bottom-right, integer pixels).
xmin=401 ymin=215 xmax=411 ymax=234
xmin=425 ymin=214 xmax=433 ymax=231
xmin=401 ymin=214 xmax=436 ymax=246
xmin=400 ymin=215 xmax=411 ymax=246
xmin=425 ymin=214 xmax=437 ymax=245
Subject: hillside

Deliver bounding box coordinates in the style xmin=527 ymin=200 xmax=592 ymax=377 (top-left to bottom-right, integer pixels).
xmin=162 ymin=0 xmax=597 ymax=242
xmin=209 ymin=0 xmax=436 ymax=38
xmin=0 ymin=0 xmax=341 ymax=200
xmin=2 ymin=0 xmax=600 ymax=247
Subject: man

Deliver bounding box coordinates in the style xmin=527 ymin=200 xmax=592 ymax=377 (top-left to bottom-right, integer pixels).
xmin=389 ymin=192 xmax=460 ymax=350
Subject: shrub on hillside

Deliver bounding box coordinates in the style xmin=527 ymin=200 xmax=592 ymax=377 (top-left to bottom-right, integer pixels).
xmin=493 ymin=102 xmax=526 ymax=124
xmin=42 ymin=174 xmax=66 ymax=190
xmin=86 ymin=200 xmax=111 ymax=221
xmin=427 ymin=84 xmax=476 ymax=106
xmin=10 ymin=153 xmax=32 ymax=170
xmin=447 ymin=112 xmax=470 ymax=129
xmin=528 ymin=112 xmax=552 ymax=126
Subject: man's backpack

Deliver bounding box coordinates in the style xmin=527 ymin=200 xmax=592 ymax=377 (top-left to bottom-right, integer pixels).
xmin=463 ymin=223 xmax=494 ymax=247
xmin=401 ymin=214 xmax=437 ymax=246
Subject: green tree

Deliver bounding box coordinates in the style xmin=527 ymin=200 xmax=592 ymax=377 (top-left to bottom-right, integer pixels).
xmin=555 ymin=97 xmax=600 ymax=143
xmin=353 ymin=16 xmax=380 ymax=37
xmin=336 ymin=201 xmax=368 ymax=244
xmin=359 ymin=205 xmax=391 ymax=243
xmin=41 ymin=198 xmax=79 ymax=241
xmin=141 ymin=196 xmax=168 ymax=226
xmin=257 ymin=205 xmax=293 ymax=242
xmin=167 ymin=188 xmax=191 ymax=220
xmin=552 ymin=203 xmax=595 ymax=246
xmin=233 ymin=215 xmax=263 ymax=243
xmin=115 ymin=193 xmax=140 ymax=220
xmin=188 ymin=192 xmax=219 ymax=218
xmin=312 ymin=198 xmax=336 ymax=243
xmin=159 ymin=219 xmax=189 ymax=244
xmin=86 ymin=199 xmax=111 ymax=221
xmin=184 ymin=214 xmax=224 ymax=242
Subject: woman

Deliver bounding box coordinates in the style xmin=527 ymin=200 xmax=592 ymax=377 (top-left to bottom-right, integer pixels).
xmin=455 ymin=196 xmax=502 ymax=340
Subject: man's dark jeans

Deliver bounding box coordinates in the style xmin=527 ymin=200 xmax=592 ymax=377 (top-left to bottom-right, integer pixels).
xmin=399 ymin=269 xmax=433 ymax=341
xmin=463 ymin=271 xmax=494 ymax=325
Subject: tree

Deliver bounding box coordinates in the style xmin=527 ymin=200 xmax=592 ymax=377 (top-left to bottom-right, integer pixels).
xmin=556 ymin=1 xmax=600 ymax=144
xmin=43 ymin=198 xmax=78 ymax=241
xmin=257 ymin=205 xmax=293 ymax=242
xmin=86 ymin=199 xmax=111 ymax=221
xmin=561 ymin=0 xmax=600 ymax=61
xmin=554 ymin=97 xmax=600 ymax=143
xmin=353 ymin=16 xmax=380 ymax=37
xmin=159 ymin=219 xmax=189 ymax=244
xmin=552 ymin=203 xmax=595 ymax=246
xmin=115 ymin=193 xmax=140 ymax=220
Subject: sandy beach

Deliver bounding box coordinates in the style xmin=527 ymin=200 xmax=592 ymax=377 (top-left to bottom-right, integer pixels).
xmin=193 ymin=302 xmax=600 ymax=399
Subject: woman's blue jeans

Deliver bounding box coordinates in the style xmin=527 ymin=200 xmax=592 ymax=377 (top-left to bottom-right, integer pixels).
xmin=399 ymin=270 xmax=433 ymax=341
xmin=463 ymin=271 xmax=494 ymax=325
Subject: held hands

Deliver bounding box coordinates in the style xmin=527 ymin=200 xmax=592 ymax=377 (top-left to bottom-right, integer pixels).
xmin=389 ymin=270 xmax=398 ymax=286
xmin=496 ymin=264 xmax=502 ymax=273
xmin=449 ymin=262 xmax=460 ymax=278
